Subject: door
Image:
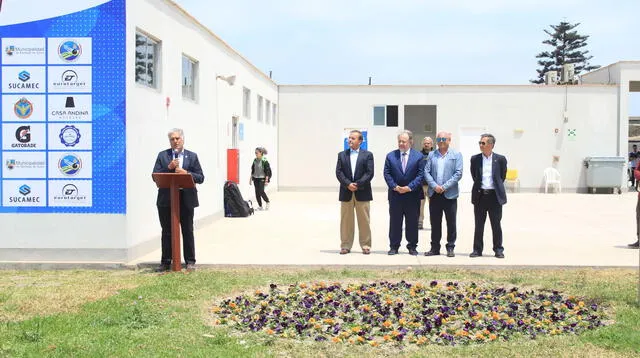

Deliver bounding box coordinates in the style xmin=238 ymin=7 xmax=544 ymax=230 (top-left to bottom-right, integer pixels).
xmin=458 ymin=126 xmax=487 ymax=193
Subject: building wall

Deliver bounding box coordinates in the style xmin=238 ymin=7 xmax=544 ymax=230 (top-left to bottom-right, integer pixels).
xmin=125 ymin=0 xmax=279 ymax=259
xmin=278 ymin=85 xmax=618 ymax=193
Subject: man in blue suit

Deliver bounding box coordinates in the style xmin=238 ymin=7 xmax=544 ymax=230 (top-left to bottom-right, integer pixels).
xmin=152 ymin=128 xmax=205 ymax=272
xmin=383 ymin=130 xmax=424 ymax=255
xmin=424 ymin=131 xmax=463 ymax=257
xmin=470 ymin=133 xmax=507 ymax=258
xmin=336 ymin=130 xmax=374 ymax=255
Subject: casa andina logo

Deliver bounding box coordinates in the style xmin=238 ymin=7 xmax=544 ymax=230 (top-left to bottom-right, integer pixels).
xmin=14 ymin=97 xmax=33 ymax=119
xmin=7 ymin=70 xmax=40 ymax=90
xmin=50 ymin=96 xmax=90 ymax=120
xmin=9 ymin=184 xmax=41 ymax=204
xmin=58 ymin=154 xmax=82 ymax=176
xmin=13 ymin=125 xmax=35 ymax=148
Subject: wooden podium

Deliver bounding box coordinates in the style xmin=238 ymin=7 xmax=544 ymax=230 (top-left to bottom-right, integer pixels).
xmin=152 ymin=173 xmax=195 ymax=271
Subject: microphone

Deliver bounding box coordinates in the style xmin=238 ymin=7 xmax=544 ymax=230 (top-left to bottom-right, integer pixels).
xmin=173 ymin=149 xmax=179 ymax=160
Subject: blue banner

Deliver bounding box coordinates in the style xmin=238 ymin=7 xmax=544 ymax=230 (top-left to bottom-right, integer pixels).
xmin=0 ymin=0 xmax=126 ymax=213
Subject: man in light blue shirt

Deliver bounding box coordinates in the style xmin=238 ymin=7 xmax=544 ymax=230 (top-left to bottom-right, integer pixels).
xmin=423 ymin=131 xmax=463 ymax=257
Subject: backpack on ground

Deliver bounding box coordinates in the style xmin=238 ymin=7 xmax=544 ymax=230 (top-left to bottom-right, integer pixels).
xmin=223 ymin=181 xmax=254 ymax=217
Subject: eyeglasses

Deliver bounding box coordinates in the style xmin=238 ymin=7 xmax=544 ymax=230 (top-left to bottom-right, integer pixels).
xmin=478 ymin=141 xmax=486 ymax=145
xmin=436 ymin=137 xmax=448 ymax=143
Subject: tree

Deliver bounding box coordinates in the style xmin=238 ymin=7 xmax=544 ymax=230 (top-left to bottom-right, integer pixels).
xmin=531 ymin=21 xmax=600 ymax=84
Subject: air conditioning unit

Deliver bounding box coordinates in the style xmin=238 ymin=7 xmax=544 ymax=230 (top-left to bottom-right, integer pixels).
xmin=544 ymin=71 xmax=558 ymax=85
xmin=561 ymin=63 xmax=575 ymax=83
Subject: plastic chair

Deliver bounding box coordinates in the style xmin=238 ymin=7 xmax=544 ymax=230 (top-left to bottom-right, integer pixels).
xmin=544 ymin=167 xmax=561 ymax=193
xmin=505 ymin=169 xmax=520 ymax=192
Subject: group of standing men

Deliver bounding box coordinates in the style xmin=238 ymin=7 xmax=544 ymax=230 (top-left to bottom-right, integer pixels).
xmin=337 ymin=130 xmax=507 ymax=258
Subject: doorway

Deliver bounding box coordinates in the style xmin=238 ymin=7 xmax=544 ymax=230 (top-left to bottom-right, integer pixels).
xmin=404 ymin=105 xmax=437 ymax=151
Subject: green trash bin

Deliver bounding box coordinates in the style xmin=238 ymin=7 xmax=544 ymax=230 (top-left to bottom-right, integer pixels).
xmin=584 ymin=156 xmax=626 ymax=194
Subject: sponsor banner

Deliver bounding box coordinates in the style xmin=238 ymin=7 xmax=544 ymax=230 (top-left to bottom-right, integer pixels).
xmin=2 ymin=151 xmax=46 ymax=178
xmin=47 ymin=94 xmax=92 ymax=122
xmin=48 ymin=123 xmax=92 ymax=150
xmin=2 ymin=180 xmax=46 ymax=207
xmin=47 ymin=151 xmax=92 ymax=179
xmin=47 ymin=38 xmax=92 ymax=65
xmin=2 ymin=94 xmax=46 ymax=122
xmin=0 ymin=0 xmax=112 ymax=27
xmin=1 ymin=38 xmax=46 ymax=65
xmin=47 ymin=66 xmax=92 ymax=93
xmin=2 ymin=123 xmax=46 ymax=150
xmin=1 ymin=66 xmax=46 ymax=93
xmin=48 ymin=180 xmax=92 ymax=207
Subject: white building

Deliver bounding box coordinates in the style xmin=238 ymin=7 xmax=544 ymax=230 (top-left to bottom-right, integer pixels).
xmin=0 ymin=0 xmax=638 ymax=264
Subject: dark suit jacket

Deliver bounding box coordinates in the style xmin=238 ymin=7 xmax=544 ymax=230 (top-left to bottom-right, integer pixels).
xmin=470 ymin=152 xmax=507 ymax=205
xmin=153 ymin=149 xmax=205 ymax=208
xmin=336 ymin=148 xmax=374 ymax=201
xmin=383 ymin=149 xmax=424 ymax=201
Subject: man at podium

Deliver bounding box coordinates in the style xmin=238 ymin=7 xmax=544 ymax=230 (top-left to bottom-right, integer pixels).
xmin=153 ymin=128 xmax=205 ymax=271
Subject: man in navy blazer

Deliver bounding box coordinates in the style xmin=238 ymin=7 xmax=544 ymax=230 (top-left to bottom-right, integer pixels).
xmin=424 ymin=131 xmax=463 ymax=257
xmin=470 ymin=133 xmax=507 ymax=258
xmin=152 ymin=128 xmax=205 ymax=271
xmin=383 ymin=130 xmax=424 ymax=255
xmin=336 ymin=130 xmax=374 ymax=255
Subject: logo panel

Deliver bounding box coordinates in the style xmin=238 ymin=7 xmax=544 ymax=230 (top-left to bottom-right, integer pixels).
xmin=1 ymin=38 xmax=46 ymax=64
xmin=2 ymin=180 xmax=46 ymax=207
xmin=2 ymin=66 xmax=46 ymax=93
xmin=47 ymin=94 xmax=92 ymax=122
xmin=48 ymin=123 xmax=92 ymax=150
xmin=2 ymin=95 xmax=46 ymax=121
xmin=48 ymin=38 xmax=92 ymax=65
xmin=2 ymin=152 xmax=46 ymax=178
xmin=48 ymin=180 xmax=92 ymax=207
xmin=48 ymin=66 xmax=92 ymax=93
xmin=48 ymin=152 xmax=92 ymax=179
xmin=2 ymin=123 xmax=45 ymax=150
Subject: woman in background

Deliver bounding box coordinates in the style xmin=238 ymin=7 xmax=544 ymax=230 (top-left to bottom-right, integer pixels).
xmin=249 ymin=147 xmax=272 ymax=210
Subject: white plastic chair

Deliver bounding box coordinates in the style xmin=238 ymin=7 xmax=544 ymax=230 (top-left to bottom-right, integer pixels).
xmin=544 ymin=167 xmax=561 ymax=193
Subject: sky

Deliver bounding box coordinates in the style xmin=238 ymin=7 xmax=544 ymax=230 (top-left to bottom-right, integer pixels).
xmin=173 ymin=0 xmax=640 ymax=114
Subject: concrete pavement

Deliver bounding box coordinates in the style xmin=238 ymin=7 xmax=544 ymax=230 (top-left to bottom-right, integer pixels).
xmin=131 ymin=191 xmax=640 ymax=268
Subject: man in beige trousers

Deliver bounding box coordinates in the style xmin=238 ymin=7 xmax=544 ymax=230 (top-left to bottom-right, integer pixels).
xmin=336 ymin=130 xmax=375 ymax=254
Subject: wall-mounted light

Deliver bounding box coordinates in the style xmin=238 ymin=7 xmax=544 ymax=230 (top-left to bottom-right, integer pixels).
xmin=216 ymin=75 xmax=236 ymax=86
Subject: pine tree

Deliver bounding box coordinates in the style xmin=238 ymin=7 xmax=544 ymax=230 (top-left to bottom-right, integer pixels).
xmin=531 ymin=21 xmax=600 ymax=84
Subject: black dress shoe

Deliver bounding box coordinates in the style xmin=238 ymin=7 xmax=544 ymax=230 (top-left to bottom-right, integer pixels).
xmin=388 ymin=249 xmax=399 ymax=255
xmin=469 ymin=252 xmax=482 ymax=258
xmin=495 ymin=252 xmax=505 ymax=258
xmin=408 ymin=249 xmax=419 ymax=256
xmin=424 ymin=250 xmax=440 ymax=256
xmin=629 ymin=241 xmax=640 ymax=249
xmin=155 ymin=264 xmax=170 ymax=272
xmin=446 ymin=249 xmax=455 ymax=257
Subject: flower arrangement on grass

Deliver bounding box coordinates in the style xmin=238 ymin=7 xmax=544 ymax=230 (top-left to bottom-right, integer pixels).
xmin=211 ymin=280 xmax=606 ymax=346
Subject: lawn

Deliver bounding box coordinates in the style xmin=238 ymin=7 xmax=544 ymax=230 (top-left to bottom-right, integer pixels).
xmin=0 ymin=267 xmax=638 ymax=357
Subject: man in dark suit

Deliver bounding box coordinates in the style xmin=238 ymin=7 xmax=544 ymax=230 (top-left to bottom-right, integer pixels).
xmin=153 ymin=128 xmax=205 ymax=271
xmin=469 ymin=133 xmax=507 ymax=258
xmin=383 ymin=130 xmax=424 ymax=255
xmin=336 ymin=130 xmax=374 ymax=255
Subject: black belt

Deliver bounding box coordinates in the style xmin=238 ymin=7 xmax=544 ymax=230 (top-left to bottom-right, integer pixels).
xmin=480 ymin=189 xmax=495 ymax=195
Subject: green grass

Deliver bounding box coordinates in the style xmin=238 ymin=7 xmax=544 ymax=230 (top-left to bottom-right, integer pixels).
xmin=0 ymin=268 xmax=638 ymax=357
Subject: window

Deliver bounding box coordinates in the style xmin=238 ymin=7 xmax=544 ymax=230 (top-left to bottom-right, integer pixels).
xmin=265 ymin=99 xmax=271 ymax=124
xmin=257 ymin=95 xmax=263 ymax=122
xmin=242 ymin=87 xmax=251 ymax=118
xmin=182 ymin=55 xmax=198 ymax=100
xmin=272 ymin=103 xmax=277 ymax=127
xmin=135 ymin=31 xmax=159 ymax=88
xmin=373 ymin=105 xmax=398 ymax=127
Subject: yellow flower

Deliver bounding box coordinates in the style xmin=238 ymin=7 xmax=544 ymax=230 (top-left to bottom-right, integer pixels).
xmin=211 ymin=306 xmax=221 ymax=313
xmin=383 ymin=320 xmax=393 ymax=329
xmin=266 ymin=329 xmax=274 ymax=335
xmin=383 ymin=335 xmax=391 ymax=341
xmin=351 ymin=326 xmax=361 ymax=333
xmin=332 ymin=337 xmax=342 ymax=343
xmin=489 ymin=334 xmax=497 ymax=340
xmin=369 ymin=341 xmax=379 ymax=347
xmin=357 ymin=336 xmax=365 ymax=343
xmin=309 ymin=317 xmax=316 ymax=324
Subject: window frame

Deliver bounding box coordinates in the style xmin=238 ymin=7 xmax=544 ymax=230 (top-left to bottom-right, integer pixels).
xmin=181 ymin=54 xmax=198 ymax=101
xmin=135 ymin=30 xmax=160 ymax=89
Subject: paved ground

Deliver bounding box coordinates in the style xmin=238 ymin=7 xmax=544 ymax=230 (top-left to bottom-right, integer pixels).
xmin=131 ymin=191 xmax=640 ymax=268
